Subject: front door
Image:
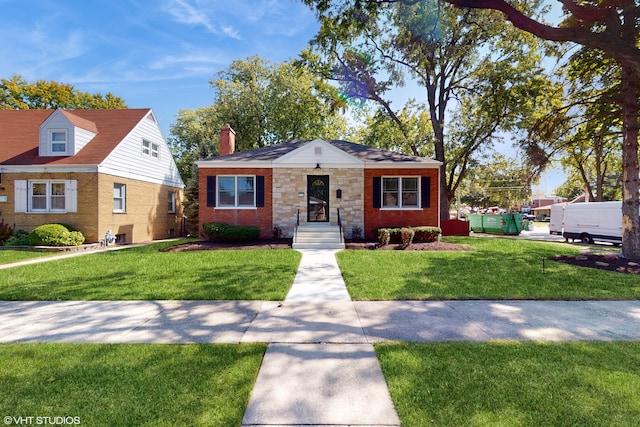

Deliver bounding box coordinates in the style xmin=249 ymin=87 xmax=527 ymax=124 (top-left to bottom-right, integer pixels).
xmin=307 ymin=175 xmax=329 ymax=222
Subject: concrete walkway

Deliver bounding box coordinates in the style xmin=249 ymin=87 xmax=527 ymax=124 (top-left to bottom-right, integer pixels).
xmin=3 ymin=247 xmax=640 ymax=426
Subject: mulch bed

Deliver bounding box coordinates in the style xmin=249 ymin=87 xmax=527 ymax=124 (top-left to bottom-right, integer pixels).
xmin=551 ymin=253 xmax=640 ymax=275
xmin=161 ymin=239 xmax=293 ymax=252
xmin=161 ymin=239 xmax=473 ymax=252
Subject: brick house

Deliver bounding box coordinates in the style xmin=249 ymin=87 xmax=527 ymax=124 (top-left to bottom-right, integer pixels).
xmin=196 ymin=126 xmax=441 ymax=240
xmin=0 ymin=109 xmax=184 ymax=244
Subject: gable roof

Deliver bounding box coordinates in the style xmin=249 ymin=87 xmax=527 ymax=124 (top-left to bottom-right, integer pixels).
xmin=196 ymin=138 xmax=441 ymax=167
xmin=0 ymin=108 xmax=151 ymax=166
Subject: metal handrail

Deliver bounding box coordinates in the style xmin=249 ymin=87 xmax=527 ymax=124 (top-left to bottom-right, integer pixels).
xmin=294 ymin=209 xmax=300 ymax=243
xmin=337 ymin=208 xmax=343 ymax=242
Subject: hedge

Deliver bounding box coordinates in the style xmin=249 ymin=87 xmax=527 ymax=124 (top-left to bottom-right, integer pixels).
xmin=202 ymin=222 xmax=261 ymax=242
xmin=375 ymin=226 xmax=441 ymax=246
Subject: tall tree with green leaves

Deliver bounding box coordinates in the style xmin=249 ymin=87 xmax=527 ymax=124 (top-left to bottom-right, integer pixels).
xmin=169 ymin=56 xmax=350 ymax=234
xmin=301 ymin=0 xmax=555 ymax=220
xmin=0 ymin=74 xmax=127 ymax=109
xmin=445 ymin=0 xmax=640 ymax=260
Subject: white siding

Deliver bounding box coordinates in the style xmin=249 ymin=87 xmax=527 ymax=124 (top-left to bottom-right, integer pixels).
xmin=274 ymin=139 xmax=363 ymax=168
xmin=39 ymin=111 xmax=72 ymax=156
xmin=101 ymin=111 xmax=184 ymax=188
xmin=73 ymin=127 xmax=97 ymax=153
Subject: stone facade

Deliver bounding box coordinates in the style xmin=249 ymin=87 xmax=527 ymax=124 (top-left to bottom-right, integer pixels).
xmin=273 ymin=168 xmax=364 ymax=238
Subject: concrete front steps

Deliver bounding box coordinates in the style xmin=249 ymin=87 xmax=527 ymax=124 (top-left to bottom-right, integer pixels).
xmin=292 ymin=223 xmax=345 ymax=250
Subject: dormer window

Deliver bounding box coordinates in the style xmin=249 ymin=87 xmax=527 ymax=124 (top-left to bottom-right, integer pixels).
xmin=50 ymin=130 xmax=68 ymax=153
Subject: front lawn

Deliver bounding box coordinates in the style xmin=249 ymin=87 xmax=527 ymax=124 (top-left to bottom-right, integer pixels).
xmin=337 ymin=237 xmax=640 ymax=300
xmin=377 ymin=341 xmax=640 ymax=427
xmin=0 ymin=249 xmax=56 ymax=265
xmin=0 ymin=343 xmax=265 ymax=426
xmin=0 ymin=240 xmax=301 ymax=300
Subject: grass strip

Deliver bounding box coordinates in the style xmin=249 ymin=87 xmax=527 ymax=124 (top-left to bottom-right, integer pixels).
xmin=376 ymin=341 xmax=640 ymax=427
xmin=338 ymin=237 xmax=640 ymax=300
xmin=0 ymin=250 xmax=56 ymax=265
xmin=0 ymin=343 xmax=265 ymax=427
xmin=0 ymin=240 xmax=301 ymax=300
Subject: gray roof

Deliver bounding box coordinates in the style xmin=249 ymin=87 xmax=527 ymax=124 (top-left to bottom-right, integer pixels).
xmin=201 ymin=139 xmax=438 ymax=163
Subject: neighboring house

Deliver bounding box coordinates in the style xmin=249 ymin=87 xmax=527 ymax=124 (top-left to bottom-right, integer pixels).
xmin=528 ymin=194 xmax=567 ymax=209
xmin=196 ymin=126 xmax=441 ymax=240
xmin=0 ymin=109 xmax=184 ymax=244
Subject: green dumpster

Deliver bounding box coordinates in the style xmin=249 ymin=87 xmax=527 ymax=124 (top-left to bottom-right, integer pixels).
xmin=468 ymin=213 xmax=523 ymax=235
xmin=467 ymin=214 xmax=484 ymax=232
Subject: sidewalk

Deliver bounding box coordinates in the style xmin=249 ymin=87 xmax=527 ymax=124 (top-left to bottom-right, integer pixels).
xmin=2 ymin=248 xmax=640 ymax=426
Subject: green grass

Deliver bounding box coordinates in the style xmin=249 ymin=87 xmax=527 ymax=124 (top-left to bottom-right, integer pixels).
xmin=0 ymin=240 xmax=302 ymax=300
xmin=337 ymin=237 xmax=640 ymax=300
xmin=0 ymin=249 xmax=56 ymax=265
xmin=376 ymin=341 xmax=640 ymax=427
xmin=0 ymin=343 xmax=265 ymax=427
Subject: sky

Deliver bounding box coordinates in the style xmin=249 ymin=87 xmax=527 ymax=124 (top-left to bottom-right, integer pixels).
xmin=0 ymin=0 xmax=566 ymax=194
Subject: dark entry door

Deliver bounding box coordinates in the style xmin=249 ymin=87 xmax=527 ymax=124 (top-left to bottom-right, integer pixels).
xmin=307 ymin=175 xmax=329 ymax=222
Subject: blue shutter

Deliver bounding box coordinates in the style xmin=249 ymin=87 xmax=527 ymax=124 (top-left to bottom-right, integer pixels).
xmin=256 ymin=176 xmax=265 ymax=207
xmin=206 ymin=176 xmax=216 ymax=207
xmin=373 ymin=177 xmax=381 ymax=208
xmin=421 ymin=176 xmax=431 ymax=208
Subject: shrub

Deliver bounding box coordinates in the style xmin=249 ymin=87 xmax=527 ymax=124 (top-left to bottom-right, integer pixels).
xmin=0 ymin=219 xmax=15 ymax=245
xmin=203 ymin=222 xmax=260 ymax=242
xmin=413 ymin=226 xmax=442 ymax=243
xmin=4 ymin=230 xmax=30 ymax=246
xmin=28 ymin=224 xmax=85 ymax=246
xmin=375 ymin=226 xmax=442 ymax=246
xmin=272 ymin=225 xmax=283 ymax=239
xmin=400 ymin=227 xmax=415 ymax=247
xmin=377 ymin=228 xmax=391 ymax=246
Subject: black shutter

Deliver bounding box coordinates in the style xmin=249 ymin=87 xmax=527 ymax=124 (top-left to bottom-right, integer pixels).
xmin=256 ymin=176 xmax=265 ymax=207
xmin=206 ymin=176 xmax=216 ymax=207
xmin=373 ymin=177 xmax=381 ymax=208
xmin=421 ymin=176 xmax=431 ymax=208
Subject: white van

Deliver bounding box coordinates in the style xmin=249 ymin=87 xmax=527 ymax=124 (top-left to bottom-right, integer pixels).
xmin=562 ymin=201 xmax=622 ymax=244
xmin=549 ymin=203 xmax=565 ymax=235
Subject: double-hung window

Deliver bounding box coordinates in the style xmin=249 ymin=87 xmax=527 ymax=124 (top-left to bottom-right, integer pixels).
xmin=113 ymin=183 xmax=126 ymax=213
xmin=168 ymin=191 xmax=176 ymax=213
xmin=29 ymin=181 xmax=66 ymax=212
xmin=382 ymin=177 xmax=419 ymax=208
xmin=218 ymin=176 xmax=255 ymax=208
xmin=50 ymin=130 xmax=68 ymax=153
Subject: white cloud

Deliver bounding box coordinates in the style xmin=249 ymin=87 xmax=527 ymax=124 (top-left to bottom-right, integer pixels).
xmin=164 ymin=0 xmax=241 ymax=39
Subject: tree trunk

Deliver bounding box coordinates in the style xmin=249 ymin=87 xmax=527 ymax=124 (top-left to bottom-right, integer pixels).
xmin=620 ymin=62 xmax=640 ymax=259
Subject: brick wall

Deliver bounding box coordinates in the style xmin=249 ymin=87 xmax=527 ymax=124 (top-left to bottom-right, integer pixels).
xmin=0 ymin=172 xmax=183 ymax=243
xmin=363 ymin=168 xmax=439 ymax=240
xmin=97 ymin=174 xmax=184 ymax=244
xmin=198 ymin=168 xmax=273 ymax=238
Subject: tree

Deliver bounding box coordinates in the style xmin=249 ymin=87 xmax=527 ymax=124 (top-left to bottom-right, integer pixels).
xmin=0 ymin=74 xmax=127 ymax=109
xmin=209 ymin=56 xmax=348 ymax=151
xmin=301 ymin=0 xmax=554 ymax=220
xmin=445 ymin=0 xmax=640 ymax=257
xmin=169 ymin=56 xmax=350 ymax=234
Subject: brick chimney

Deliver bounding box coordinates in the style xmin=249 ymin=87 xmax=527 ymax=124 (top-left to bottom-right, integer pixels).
xmin=219 ymin=124 xmax=236 ymax=156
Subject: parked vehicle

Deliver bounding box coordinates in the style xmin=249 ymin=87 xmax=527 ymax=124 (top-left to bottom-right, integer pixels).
xmin=562 ymin=201 xmax=622 ymax=245
xmin=549 ymin=203 xmax=565 ymax=235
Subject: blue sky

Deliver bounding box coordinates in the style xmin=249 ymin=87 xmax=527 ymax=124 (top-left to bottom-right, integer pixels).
xmin=1 ymin=0 xmax=566 ymax=193
xmin=0 ymin=0 xmax=320 ymax=136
